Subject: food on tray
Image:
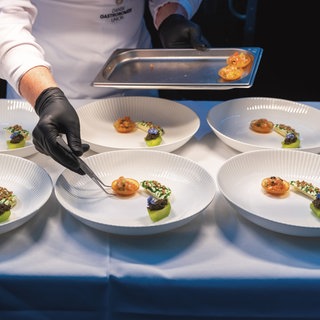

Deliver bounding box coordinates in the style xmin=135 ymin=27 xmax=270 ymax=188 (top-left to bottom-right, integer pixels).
xmin=0 ymin=186 xmax=17 ymax=223
xmin=111 ymin=176 xmax=140 ymax=196
xmin=310 ymin=194 xmax=320 ymax=218
xmin=136 ymin=121 xmax=165 ymax=136
xmin=227 ymin=51 xmax=252 ymax=68
xmin=144 ymin=127 xmax=162 ymax=147
xmin=113 ymin=116 xmax=136 ymax=133
xmin=218 ymin=65 xmax=244 ymax=81
xmin=146 ymin=196 xmax=171 ymax=222
xmin=261 ymin=176 xmax=290 ymax=196
xmin=289 ymin=180 xmax=320 ymax=200
xmin=140 ymin=180 xmax=171 ymax=199
xmin=250 ymin=118 xmax=274 ymax=133
xmin=273 ymin=123 xmax=300 ymax=148
xmin=218 ymin=51 xmax=252 ymax=81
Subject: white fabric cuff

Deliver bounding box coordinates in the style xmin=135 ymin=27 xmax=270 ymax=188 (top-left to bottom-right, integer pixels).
xmin=149 ymin=0 xmax=202 ymax=28
xmin=0 ymin=44 xmax=51 ymax=96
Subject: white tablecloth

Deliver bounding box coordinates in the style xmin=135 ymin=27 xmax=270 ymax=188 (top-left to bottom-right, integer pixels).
xmin=1 ymin=99 xmax=320 ymax=320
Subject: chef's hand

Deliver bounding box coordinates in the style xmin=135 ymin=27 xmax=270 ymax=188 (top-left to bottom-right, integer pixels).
xmin=32 ymin=87 xmax=89 ymax=174
xmin=158 ymin=14 xmax=210 ymax=50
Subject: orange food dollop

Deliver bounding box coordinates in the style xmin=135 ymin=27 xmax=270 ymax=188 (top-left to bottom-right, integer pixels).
xmin=111 ymin=176 xmax=140 ymax=196
xmin=113 ymin=116 xmax=136 ymax=133
xmin=227 ymin=51 xmax=251 ymax=68
xmin=250 ymin=118 xmax=274 ymax=133
xmin=261 ymin=176 xmax=290 ymax=196
xmin=218 ymin=65 xmax=244 ymax=81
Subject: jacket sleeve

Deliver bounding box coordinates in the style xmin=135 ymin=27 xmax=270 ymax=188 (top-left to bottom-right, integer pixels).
xmin=148 ymin=0 xmax=203 ymax=25
xmin=0 ymin=0 xmax=51 ymax=96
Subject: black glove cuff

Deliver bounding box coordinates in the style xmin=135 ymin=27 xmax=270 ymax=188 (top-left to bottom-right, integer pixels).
xmin=34 ymin=87 xmax=65 ymax=116
xmin=158 ymin=14 xmax=186 ymax=32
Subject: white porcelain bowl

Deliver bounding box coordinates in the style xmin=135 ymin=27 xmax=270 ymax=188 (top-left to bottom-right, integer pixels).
xmin=207 ymin=97 xmax=320 ymax=153
xmin=77 ymin=96 xmax=200 ymax=153
xmin=0 ymin=154 xmax=52 ymax=234
xmin=217 ymin=149 xmax=320 ymax=236
xmin=55 ymin=150 xmax=216 ymax=235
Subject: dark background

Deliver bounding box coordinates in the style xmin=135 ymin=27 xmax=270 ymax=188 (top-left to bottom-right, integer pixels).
xmin=1 ymin=0 xmax=318 ymax=101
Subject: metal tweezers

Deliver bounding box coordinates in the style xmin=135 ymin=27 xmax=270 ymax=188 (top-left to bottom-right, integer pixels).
xmin=56 ymin=136 xmax=112 ymax=196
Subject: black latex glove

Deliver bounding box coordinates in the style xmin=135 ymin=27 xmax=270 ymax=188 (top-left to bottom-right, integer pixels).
xmin=158 ymin=14 xmax=210 ymax=50
xmin=32 ymin=87 xmax=89 ymax=175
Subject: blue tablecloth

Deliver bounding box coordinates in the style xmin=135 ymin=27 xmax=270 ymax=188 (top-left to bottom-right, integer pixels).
xmin=1 ymin=99 xmax=320 ymax=320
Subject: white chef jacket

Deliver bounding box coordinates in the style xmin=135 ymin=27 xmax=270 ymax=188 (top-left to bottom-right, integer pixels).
xmin=0 ymin=0 xmax=202 ymax=99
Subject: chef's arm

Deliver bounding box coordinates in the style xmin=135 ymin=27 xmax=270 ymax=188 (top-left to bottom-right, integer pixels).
xmin=19 ymin=66 xmax=88 ymax=175
xmin=154 ymin=2 xmax=188 ymax=28
xmin=152 ymin=1 xmax=210 ymax=49
xmin=19 ymin=66 xmax=57 ymax=106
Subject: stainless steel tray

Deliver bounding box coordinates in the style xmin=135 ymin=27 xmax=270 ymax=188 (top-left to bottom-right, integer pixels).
xmin=92 ymin=47 xmax=263 ymax=90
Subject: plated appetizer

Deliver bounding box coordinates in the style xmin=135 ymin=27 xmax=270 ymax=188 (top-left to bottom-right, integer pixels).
xmin=136 ymin=120 xmax=165 ymax=147
xmin=281 ymin=132 xmax=300 ymax=148
xmin=290 ymin=180 xmax=320 ymax=218
xmin=144 ymin=127 xmax=162 ymax=147
xmin=250 ymin=118 xmax=274 ymax=133
xmin=261 ymin=176 xmax=290 ymax=196
xmin=4 ymin=124 xmax=29 ymax=149
xmin=7 ymin=132 xmax=26 ymax=149
xmin=311 ymin=194 xmax=320 ymax=217
xmin=111 ymin=176 xmax=140 ymax=196
xmin=140 ymin=180 xmax=171 ymax=199
xmin=0 ymin=186 xmax=17 ymax=222
xmin=290 ymin=180 xmax=320 ymax=200
xmin=273 ymin=123 xmax=298 ymax=137
xmin=249 ymin=119 xmax=300 ymax=148
xmin=273 ymin=123 xmax=300 ymax=148
xmin=146 ymin=196 xmax=171 ymax=222
xmin=136 ymin=120 xmax=165 ymax=136
xmin=109 ymin=177 xmax=173 ymax=222
xmin=113 ymin=116 xmax=136 ymax=133
xmin=141 ymin=180 xmax=172 ymax=222
xmin=4 ymin=124 xmax=29 ymax=140
xmin=261 ymin=178 xmax=320 ymax=218
xmin=113 ymin=116 xmax=165 ymax=147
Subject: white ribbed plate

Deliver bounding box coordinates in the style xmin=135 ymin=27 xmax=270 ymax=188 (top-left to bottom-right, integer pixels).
xmin=217 ymin=149 xmax=320 ymax=236
xmin=207 ymin=97 xmax=320 ymax=153
xmin=55 ymin=150 xmax=216 ymax=235
xmin=0 ymin=100 xmax=38 ymax=157
xmin=0 ymin=154 xmax=53 ymax=234
xmin=77 ymin=96 xmax=200 ymax=153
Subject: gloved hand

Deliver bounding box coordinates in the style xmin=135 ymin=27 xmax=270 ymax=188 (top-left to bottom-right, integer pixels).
xmin=32 ymin=87 xmax=89 ymax=175
xmin=158 ymin=14 xmax=210 ymax=50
